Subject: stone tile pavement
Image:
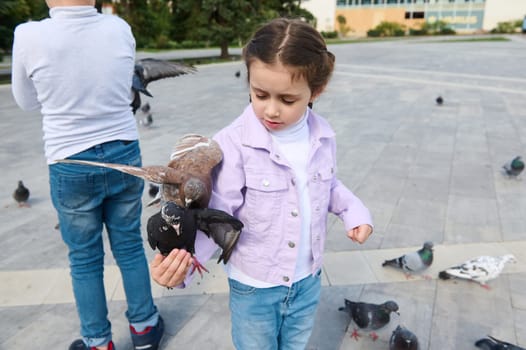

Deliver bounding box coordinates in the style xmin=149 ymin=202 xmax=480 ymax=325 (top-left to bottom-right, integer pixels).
xmin=1 ymin=35 xmax=526 ymax=349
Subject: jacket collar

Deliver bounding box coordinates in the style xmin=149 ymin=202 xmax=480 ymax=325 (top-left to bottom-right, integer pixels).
xmin=240 ymin=104 xmax=334 ymax=151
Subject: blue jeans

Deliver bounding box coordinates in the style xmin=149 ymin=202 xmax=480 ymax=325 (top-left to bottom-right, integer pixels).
xmin=49 ymin=140 xmax=158 ymax=347
xmin=228 ymin=270 xmax=322 ymax=350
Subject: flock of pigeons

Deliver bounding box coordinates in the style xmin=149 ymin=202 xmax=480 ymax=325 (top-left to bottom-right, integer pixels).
xmin=338 ymin=241 xmax=519 ymax=349
xmin=10 ymin=61 xmax=526 ymax=349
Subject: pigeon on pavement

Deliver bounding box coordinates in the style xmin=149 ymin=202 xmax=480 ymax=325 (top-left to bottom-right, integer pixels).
xmin=502 ymin=156 xmax=524 ymax=178
xmin=438 ymin=254 xmax=517 ymax=289
xmin=138 ymin=102 xmax=153 ymax=127
xmin=436 ymin=96 xmax=443 ymax=105
xmin=339 ymin=299 xmax=399 ymax=341
xmin=382 ymin=241 xmax=434 ymax=279
xmin=13 ymin=180 xmax=30 ymax=207
xmin=131 ymin=58 xmax=196 ymax=114
xmin=389 ymin=325 xmax=419 ymax=350
xmin=148 ymin=201 xmax=243 ymax=276
xmin=475 ymin=335 xmax=525 ymax=350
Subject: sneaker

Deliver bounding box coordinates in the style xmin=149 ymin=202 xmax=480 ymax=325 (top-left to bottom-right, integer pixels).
xmin=130 ymin=316 xmax=164 ymax=350
xmin=68 ymin=339 xmax=115 ymax=350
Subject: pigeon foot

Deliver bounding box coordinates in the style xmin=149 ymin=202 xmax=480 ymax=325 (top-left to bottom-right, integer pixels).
xmin=350 ymin=328 xmax=361 ymax=341
xmin=190 ymin=257 xmax=210 ymax=278
xmin=369 ymin=332 xmax=379 ymax=341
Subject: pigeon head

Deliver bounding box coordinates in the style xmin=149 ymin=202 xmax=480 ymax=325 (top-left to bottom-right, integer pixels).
xmin=502 ymin=254 xmax=517 ymax=264
xmin=161 ymin=201 xmax=184 ymax=235
xmin=183 ymin=177 xmax=208 ymax=208
xmin=382 ymin=301 xmax=400 ymax=315
xmin=423 ymin=241 xmax=434 ymax=250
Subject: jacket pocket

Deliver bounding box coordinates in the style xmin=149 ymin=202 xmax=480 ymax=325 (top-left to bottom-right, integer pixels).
xmin=244 ymin=170 xmax=288 ymax=235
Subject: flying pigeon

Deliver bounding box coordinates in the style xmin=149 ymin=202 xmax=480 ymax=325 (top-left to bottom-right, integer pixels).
xmin=382 ymin=241 xmax=434 ymax=279
xmin=148 ymin=201 xmax=243 ymax=276
xmin=475 ymin=335 xmax=525 ymax=350
xmin=338 ymin=299 xmax=399 ymax=341
xmin=436 ymin=96 xmax=443 ymax=105
xmin=502 ymin=156 xmax=524 ymax=178
xmin=438 ymin=254 xmax=517 ymax=289
xmin=13 ymin=180 xmax=30 ymax=207
xmin=389 ymin=325 xmax=419 ymax=350
xmin=131 ymin=58 xmax=196 ymax=114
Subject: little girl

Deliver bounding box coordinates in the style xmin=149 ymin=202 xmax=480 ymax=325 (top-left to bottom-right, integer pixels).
xmin=151 ymin=17 xmax=373 ymax=349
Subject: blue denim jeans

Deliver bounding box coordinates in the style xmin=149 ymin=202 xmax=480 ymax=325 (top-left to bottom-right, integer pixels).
xmin=228 ymin=270 xmax=322 ymax=350
xmin=49 ymin=140 xmax=158 ymax=347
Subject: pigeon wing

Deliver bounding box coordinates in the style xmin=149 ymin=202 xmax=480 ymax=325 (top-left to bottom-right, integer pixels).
xmin=441 ymin=256 xmax=497 ymax=284
xmin=136 ymin=58 xmax=196 ymax=87
xmin=402 ymin=251 xmax=427 ymax=272
xmin=169 ymin=134 xmax=223 ymax=173
xmin=55 ymin=159 xmax=183 ymax=185
xmin=195 ymin=208 xmax=243 ymax=264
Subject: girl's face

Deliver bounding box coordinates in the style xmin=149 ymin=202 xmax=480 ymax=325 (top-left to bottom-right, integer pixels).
xmin=249 ymin=59 xmax=316 ymax=132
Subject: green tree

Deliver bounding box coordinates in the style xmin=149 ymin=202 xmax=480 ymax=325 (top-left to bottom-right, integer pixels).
xmin=113 ymin=0 xmax=172 ymax=48
xmin=0 ymin=0 xmax=47 ymax=56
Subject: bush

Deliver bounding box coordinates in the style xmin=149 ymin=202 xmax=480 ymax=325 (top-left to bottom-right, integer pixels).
xmin=321 ymin=31 xmax=338 ymax=39
xmin=367 ymin=21 xmax=405 ymax=37
xmin=491 ymin=20 xmax=520 ymax=33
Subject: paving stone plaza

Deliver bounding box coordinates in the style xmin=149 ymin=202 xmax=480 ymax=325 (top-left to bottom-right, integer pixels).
xmin=1 ymin=35 xmax=526 ymax=349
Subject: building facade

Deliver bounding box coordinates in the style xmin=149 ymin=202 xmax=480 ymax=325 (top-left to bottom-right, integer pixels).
xmin=302 ymin=0 xmax=526 ymax=36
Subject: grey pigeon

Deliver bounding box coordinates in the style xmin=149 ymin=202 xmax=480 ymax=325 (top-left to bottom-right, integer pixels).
xmin=389 ymin=325 xmax=419 ymax=350
xmin=13 ymin=180 xmax=30 ymax=207
xmin=438 ymin=254 xmax=517 ymax=289
xmin=138 ymin=102 xmax=153 ymax=127
xmin=382 ymin=241 xmax=434 ymax=279
xmin=475 ymin=335 xmax=525 ymax=350
xmin=338 ymin=299 xmax=399 ymax=341
xmin=235 ymin=70 xmax=240 ymax=78
xmin=436 ymin=96 xmax=443 ymax=105
xmin=502 ymin=156 xmax=524 ymax=178
xmin=131 ymin=58 xmax=196 ymax=114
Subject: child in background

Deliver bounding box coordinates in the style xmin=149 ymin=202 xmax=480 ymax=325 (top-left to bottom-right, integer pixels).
xmin=151 ymin=17 xmax=373 ymax=350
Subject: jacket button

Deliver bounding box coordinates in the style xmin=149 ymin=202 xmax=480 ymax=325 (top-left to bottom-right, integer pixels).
xmin=288 ymin=241 xmax=295 ymax=248
xmin=283 ymin=276 xmax=290 ymax=282
xmin=291 ymin=178 xmax=296 ymax=186
xmin=291 ymin=209 xmax=298 ymax=217
xmin=262 ymin=179 xmax=270 ymax=187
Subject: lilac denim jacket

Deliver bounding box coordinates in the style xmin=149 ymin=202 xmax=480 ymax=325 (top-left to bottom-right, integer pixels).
xmin=189 ymin=104 xmax=372 ymax=287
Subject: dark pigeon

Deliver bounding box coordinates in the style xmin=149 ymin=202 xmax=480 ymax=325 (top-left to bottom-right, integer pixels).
xmin=339 ymin=299 xmax=399 ymax=341
xmin=131 ymin=58 xmax=196 ymax=114
xmin=475 ymin=335 xmax=525 ymax=350
xmin=436 ymin=96 xmax=443 ymax=105
xmin=502 ymin=156 xmax=524 ymax=178
xmin=235 ymin=70 xmax=240 ymax=78
xmin=382 ymin=241 xmax=434 ymax=279
xmin=13 ymin=180 xmax=30 ymax=207
xmin=147 ymin=202 xmax=243 ymax=276
xmin=389 ymin=325 xmax=419 ymax=350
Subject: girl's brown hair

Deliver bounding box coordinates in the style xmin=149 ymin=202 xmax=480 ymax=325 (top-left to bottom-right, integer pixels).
xmin=243 ymin=18 xmax=335 ymax=97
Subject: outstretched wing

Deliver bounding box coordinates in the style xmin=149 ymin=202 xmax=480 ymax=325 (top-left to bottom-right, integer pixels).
xmin=55 ymin=159 xmax=183 ymax=185
xmin=194 ymin=208 xmax=243 ymax=264
xmin=136 ymin=58 xmax=196 ymax=88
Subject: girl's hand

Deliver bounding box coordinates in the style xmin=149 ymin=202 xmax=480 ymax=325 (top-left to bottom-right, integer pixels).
xmin=150 ymin=248 xmax=192 ymax=288
xmin=347 ymin=224 xmax=373 ymax=244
